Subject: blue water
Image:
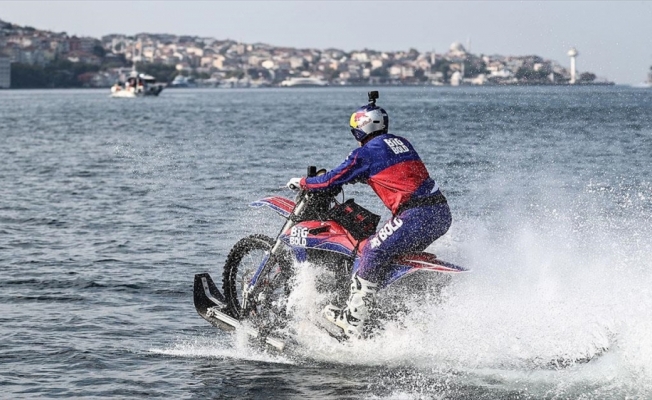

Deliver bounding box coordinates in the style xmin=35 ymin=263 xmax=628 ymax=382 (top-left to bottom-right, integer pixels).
xmin=1 ymin=86 xmax=651 ymax=399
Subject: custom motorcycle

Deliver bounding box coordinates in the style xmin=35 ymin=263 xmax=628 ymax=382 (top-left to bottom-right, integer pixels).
xmin=193 ymin=166 xmax=468 ymax=351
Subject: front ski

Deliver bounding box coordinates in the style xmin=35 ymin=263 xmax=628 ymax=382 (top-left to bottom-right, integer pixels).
xmin=193 ymin=273 xmax=286 ymax=352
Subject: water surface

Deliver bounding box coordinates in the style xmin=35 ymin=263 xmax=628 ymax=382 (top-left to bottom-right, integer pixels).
xmin=1 ymin=86 xmax=651 ymax=398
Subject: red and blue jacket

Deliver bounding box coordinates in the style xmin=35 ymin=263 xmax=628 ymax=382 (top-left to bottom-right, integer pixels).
xmin=299 ymin=133 xmax=439 ymax=215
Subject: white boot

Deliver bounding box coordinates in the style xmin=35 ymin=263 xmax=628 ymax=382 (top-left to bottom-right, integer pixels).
xmin=323 ymin=275 xmax=378 ymax=339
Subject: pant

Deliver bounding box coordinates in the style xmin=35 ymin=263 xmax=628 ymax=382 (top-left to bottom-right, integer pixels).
xmin=354 ymin=202 xmax=452 ymax=287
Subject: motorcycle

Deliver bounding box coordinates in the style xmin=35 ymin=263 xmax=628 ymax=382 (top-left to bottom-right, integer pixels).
xmin=193 ymin=166 xmax=468 ymax=351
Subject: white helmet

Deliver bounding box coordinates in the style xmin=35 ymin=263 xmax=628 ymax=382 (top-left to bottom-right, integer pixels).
xmin=349 ymin=105 xmax=389 ymax=142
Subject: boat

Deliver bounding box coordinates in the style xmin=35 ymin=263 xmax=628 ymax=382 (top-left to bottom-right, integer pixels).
xmin=631 ymin=67 xmax=652 ymax=88
xmin=280 ymin=77 xmax=328 ymax=87
xmin=646 ymin=69 xmax=652 ymax=88
xmin=168 ymin=75 xmax=197 ymax=88
xmin=110 ymin=72 xmax=164 ymax=97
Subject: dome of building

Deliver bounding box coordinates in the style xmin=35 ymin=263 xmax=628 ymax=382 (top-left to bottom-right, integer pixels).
xmin=449 ymin=42 xmax=466 ymax=54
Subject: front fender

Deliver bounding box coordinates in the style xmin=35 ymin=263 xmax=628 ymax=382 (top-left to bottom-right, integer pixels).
xmin=250 ymin=196 xmax=296 ymax=218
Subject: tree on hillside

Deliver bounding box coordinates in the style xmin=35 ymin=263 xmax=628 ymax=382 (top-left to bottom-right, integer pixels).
xmin=463 ymin=59 xmax=487 ymax=77
xmin=515 ymin=67 xmax=549 ymax=82
xmin=101 ymin=53 xmax=128 ymax=69
xmin=92 ymin=45 xmax=106 ymax=59
xmin=11 ymin=63 xmax=48 ymax=88
xmin=432 ymin=59 xmax=451 ymax=82
xmin=370 ymin=67 xmax=388 ymax=78
xmin=579 ymin=72 xmax=596 ymax=82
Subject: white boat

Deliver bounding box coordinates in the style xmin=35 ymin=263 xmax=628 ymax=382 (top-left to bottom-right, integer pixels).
xmin=634 ymin=68 xmax=652 ymax=88
xmin=631 ymin=69 xmax=652 ymax=89
xmin=280 ymin=77 xmax=328 ymax=87
xmin=110 ymin=72 xmax=164 ymax=97
xmin=168 ymin=75 xmax=196 ymax=88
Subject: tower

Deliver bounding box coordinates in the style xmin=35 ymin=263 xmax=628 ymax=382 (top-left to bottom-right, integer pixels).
xmin=567 ymin=47 xmax=579 ymax=84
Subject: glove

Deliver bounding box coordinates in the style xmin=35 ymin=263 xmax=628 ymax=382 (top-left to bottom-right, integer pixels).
xmin=286 ymin=177 xmax=302 ymax=190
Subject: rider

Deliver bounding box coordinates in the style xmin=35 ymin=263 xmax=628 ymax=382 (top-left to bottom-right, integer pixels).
xmin=286 ymin=91 xmax=451 ymax=339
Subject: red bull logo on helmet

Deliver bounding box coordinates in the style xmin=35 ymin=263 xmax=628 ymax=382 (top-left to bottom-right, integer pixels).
xmin=350 ymin=111 xmax=372 ymax=129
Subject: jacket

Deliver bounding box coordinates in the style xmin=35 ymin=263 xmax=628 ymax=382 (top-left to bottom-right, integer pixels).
xmin=300 ymin=133 xmax=439 ymax=215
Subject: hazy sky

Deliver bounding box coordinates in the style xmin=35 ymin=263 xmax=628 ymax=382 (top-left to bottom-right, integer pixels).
xmin=3 ymin=1 xmax=651 ymax=84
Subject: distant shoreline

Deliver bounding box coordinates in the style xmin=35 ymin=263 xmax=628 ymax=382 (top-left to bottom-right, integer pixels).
xmin=1 ymin=83 xmax=630 ymax=91
xmin=1 ymin=18 xmax=620 ymax=90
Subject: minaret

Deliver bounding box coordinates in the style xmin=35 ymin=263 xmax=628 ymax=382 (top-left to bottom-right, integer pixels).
xmin=567 ymin=47 xmax=579 ymax=84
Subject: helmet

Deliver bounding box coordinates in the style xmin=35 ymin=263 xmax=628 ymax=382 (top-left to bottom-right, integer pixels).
xmin=349 ymin=105 xmax=389 ymax=142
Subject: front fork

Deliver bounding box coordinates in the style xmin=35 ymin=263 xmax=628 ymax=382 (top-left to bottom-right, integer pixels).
xmin=241 ymin=193 xmax=308 ymax=313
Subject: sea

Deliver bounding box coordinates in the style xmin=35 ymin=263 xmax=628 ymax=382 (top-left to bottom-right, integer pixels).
xmin=1 ymin=86 xmax=651 ymax=399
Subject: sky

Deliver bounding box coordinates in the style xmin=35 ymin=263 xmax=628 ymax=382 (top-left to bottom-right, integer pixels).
xmin=2 ymin=1 xmax=652 ymax=84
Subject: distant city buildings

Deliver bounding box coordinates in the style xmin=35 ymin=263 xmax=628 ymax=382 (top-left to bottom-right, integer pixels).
xmin=0 ymin=18 xmax=615 ymax=88
xmin=0 ymin=56 xmax=10 ymax=88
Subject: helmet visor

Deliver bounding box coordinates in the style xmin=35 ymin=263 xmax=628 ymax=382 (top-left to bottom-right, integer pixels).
xmin=351 ymin=128 xmax=365 ymax=142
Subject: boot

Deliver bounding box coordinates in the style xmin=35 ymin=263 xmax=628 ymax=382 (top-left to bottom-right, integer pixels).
xmin=323 ymin=275 xmax=378 ymax=339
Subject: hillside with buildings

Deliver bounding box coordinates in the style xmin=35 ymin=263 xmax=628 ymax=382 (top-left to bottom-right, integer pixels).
xmin=0 ymin=18 xmax=613 ymax=89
